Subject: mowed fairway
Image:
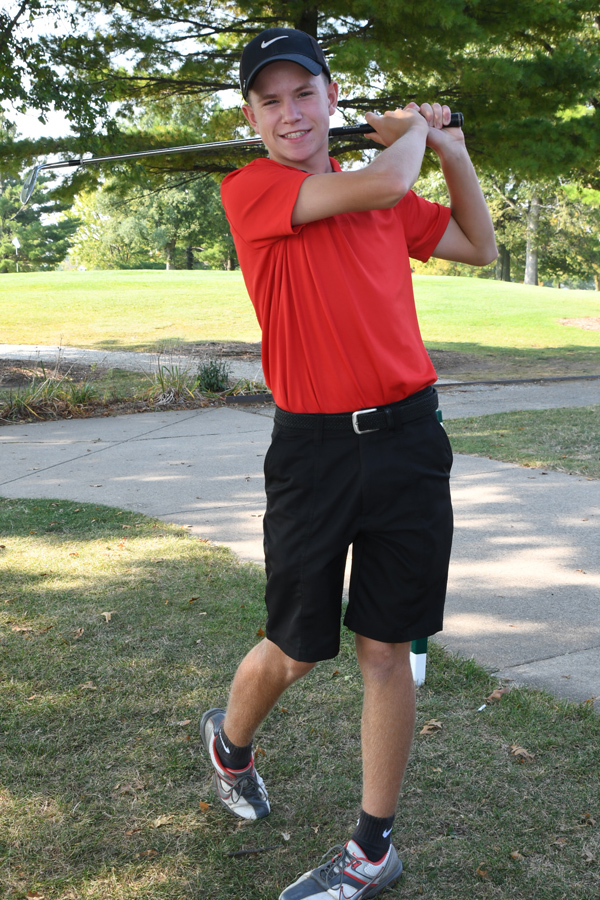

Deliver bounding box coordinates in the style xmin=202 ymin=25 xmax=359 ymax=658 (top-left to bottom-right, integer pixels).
xmin=0 ymin=270 xmax=261 ymax=350
xmin=1 ymin=270 xmax=600 ymax=358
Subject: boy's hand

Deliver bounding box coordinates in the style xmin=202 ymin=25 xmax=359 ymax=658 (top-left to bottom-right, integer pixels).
xmin=365 ymin=103 xmax=464 ymax=151
xmin=364 ymin=107 xmax=428 ymax=146
xmin=407 ymin=102 xmax=465 ymax=152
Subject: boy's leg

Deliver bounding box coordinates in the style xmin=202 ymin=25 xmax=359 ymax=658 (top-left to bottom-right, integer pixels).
xmin=224 ymin=637 xmax=316 ymax=746
xmin=201 ymin=638 xmax=315 ymax=821
xmin=355 ymin=635 xmax=415 ymax=818
xmin=277 ymin=636 xmax=412 ymax=900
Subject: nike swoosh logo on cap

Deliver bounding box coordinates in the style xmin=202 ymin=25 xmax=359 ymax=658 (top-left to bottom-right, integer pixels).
xmin=261 ymin=36 xmax=289 ymax=48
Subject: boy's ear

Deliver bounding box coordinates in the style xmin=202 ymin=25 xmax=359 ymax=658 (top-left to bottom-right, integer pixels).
xmin=327 ymin=81 xmax=339 ymax=117
xmin=242 ymin=102 xmax=259 ymax=133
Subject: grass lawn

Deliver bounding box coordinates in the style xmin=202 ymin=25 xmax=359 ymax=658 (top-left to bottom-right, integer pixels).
xmin=1 ymin=497 xmax=599 ymax=900
xmin=445 ymin=406 xmax=600 ymax=480
xmin=0 ymin=270 xmax=261 ymax=350
xmin=1 ymin=272 xmax=599 ymax=380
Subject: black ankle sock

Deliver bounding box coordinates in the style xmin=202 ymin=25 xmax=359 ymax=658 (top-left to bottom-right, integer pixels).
xmin=351 ymin=810 xmax=395 ymax=863
xmin=215 ymin=726 xmax=252 ymax=770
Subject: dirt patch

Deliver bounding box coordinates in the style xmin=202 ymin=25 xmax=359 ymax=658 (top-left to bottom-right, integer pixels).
xmin=560 ymin=317 xmax=600 ymax=332
xmin=185 ymin=341 xmax=262 ymax=359
xmin=0 ymin=359 xmax=107 ymax=389
xmin=0 ymin=355 xmax=268 ymax=424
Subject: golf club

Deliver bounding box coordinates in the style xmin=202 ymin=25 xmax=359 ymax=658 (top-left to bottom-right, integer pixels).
xmin=20 ymin=114 xmax=464 ymax=205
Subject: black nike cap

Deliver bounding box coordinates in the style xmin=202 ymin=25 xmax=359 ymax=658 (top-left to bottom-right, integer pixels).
xmin=240 ymin=28 xmax=331 ymax=100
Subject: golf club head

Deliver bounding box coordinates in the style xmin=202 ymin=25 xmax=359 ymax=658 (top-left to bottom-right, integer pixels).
xmin=20 ymin=165 xmax=42 ymax=204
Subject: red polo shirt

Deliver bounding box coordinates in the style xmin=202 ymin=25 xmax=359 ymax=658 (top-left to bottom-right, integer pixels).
xmin=221 ymin=157 xmax=451 ymax=413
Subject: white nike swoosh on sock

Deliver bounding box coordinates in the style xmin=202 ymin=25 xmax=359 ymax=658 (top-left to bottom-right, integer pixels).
xmin=383 ymin=827 xmax=393 ymax=838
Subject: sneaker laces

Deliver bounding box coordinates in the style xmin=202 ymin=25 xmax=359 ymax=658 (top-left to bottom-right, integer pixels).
xmin=317 ymin=844 xmax=382 ymax=900
xmin=229 ymin=768 xmax=267 ymax=804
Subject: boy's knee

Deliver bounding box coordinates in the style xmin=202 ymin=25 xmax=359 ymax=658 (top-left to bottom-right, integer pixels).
xmin=355 ymin=635 xmax=411 ymax=681
xmin=260 ymin=639 xmax=316 ymax=684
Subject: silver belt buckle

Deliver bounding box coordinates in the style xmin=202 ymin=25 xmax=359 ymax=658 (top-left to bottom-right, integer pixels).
xmin=352 ymin=407 xmax=378 ymax=434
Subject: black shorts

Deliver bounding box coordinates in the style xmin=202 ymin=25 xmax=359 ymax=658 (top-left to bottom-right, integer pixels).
xmin=262 ymin=389 xmax=454 ymax=662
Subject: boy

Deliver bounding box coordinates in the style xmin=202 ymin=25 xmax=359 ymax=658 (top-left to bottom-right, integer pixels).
xmin=201 ymin=27 xmax=496 ymax=900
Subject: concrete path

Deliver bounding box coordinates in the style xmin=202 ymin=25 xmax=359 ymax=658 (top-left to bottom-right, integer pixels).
xmin=0 ymin=343 xmax=266 ymax=386
xmin=1 ymin=376 xmax=598 ymax=708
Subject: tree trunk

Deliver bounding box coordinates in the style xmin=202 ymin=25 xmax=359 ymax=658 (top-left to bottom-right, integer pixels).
xmin=594 ymin=273 xmax=600 ymax=291
xmin=165 ymin=241 xmax=176 ymax=270
xmin=296 ymin=7 xmax=318 ymax=37
xmin=495 ymin=244 xmax=511 ymax=281
xmin=524 ymin=195 xmax=541 ymax=285
xmin=186 ymin=245 xmax=194 ymax=269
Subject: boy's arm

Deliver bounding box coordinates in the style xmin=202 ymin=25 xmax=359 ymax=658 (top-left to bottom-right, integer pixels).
xmin=291 ymin=108 xmax=429 ymax=225
xmin=423 ymin=105 xmax=497 ymax=266
xmin=292 ymin=102 xmax=497 ymax=268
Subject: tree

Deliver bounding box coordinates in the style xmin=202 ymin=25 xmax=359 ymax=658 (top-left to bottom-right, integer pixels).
xmin=0 ymin=116 xmax=78 ymax=271
xmin=68 ymin=173 xmax=237 ymax=270
xmin=2 ymin=1 xmax=600 ymax=188
xmin=0 ymin=174 xmax=79 ymax=272
xmin=414 ymin=169 xmax=600 ymax=288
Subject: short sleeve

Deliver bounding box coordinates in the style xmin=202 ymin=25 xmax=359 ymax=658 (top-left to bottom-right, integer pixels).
xmin=399 ymin=190 xmax=452 ymax=262
xmin=221 ymin=159 xmax=311 ymax=247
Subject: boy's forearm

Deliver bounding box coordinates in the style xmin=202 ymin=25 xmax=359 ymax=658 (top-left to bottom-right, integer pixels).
xmin=366 ymin=122 xmax=429 ymax=200
xmin=436 ymin=143 xmax=497 ymax=264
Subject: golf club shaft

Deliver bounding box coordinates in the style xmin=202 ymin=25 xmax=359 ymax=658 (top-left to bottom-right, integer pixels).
xmin=20 ymin=114 xmax=464 ymax=203
xmin=35 ymin=115 xmax=464 ymax=174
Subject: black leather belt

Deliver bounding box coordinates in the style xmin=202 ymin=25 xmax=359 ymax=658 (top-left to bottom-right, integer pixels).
xmin=274 ymin=386 xmax=438 ymax=435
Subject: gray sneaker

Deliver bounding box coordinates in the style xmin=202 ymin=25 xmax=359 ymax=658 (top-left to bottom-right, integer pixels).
xmin=279 ymin=839 xmax=402 ymax=899
xmin=199 ymin=707 xmax=270 ymax=821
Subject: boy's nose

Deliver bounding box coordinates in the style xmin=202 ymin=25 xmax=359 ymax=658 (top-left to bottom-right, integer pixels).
xmin=281 ymin=99 xmax=302 ymax=123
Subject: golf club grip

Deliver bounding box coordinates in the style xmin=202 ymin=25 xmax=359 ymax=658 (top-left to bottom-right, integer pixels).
xmin=329 ymin=112 xmax=464 ymax=138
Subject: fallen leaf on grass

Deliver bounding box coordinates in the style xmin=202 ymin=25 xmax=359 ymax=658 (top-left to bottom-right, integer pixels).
xmin=420 ymin=719 xmax=443 ymax=736
xmin=255 ymin=746 xmax=266 ymax=757
xmin=73 ymin=628 xmax=84 ymax=639
xmin=138 ymin=849 xmax=159 ymax=858
xmin=12 ymin=625 xmax=34 ymax=633
xmin=152 ymin=815 xmax=172 ymax=828
xmin=476 ymin=864 xmax=489 ymax=878
xmin=100 ymin=611 xmax=114 ymax=622
xmin=281 ymin=832 xmax=291 ymax=841
xmin=581 ymin=813 xmax=597 ymax=826
xmin=176 ymin=719 xmax=192 ymax=727
xmin=199 ymin=801 xmax=211 ymax=812
xmin=256 ymin=627 xmax=265 ymax=637
xmin=486 ymin=688 xmax=509 ymax=702
xmin=115 ymin=781 xmax=144 ymax=796
xmin=510 ymin=851 xmax=525 ymax=860
xmin=79 ymin=682 xmax=97 ymax=691
xmin=582 ymin=847 xmax=596 ymax=863
xmin=125 ymin=828 xmax=142 ymax=836
xmin=510 ymin=744 xmax=535 ymax=762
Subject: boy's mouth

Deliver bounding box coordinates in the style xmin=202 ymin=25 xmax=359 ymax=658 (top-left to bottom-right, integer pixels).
xmin=282 ymin=130 xmax=309 ymax=140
